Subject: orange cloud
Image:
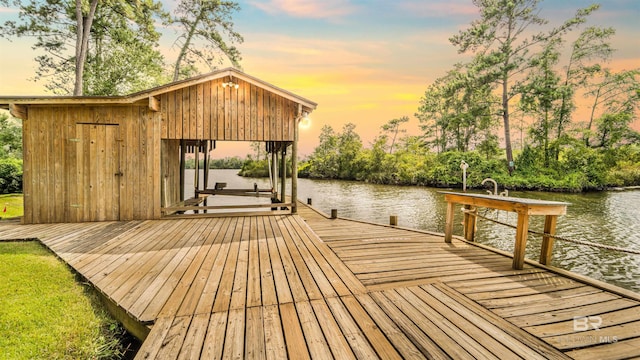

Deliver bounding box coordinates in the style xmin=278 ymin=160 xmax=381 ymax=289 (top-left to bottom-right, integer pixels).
xmin=248 ymin=0 xmax=356 ymax=19
xmin=240 ymin=33 xmax=386 ymax=68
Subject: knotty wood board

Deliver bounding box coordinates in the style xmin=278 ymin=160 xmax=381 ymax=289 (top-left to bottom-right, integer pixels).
xmin=21 ymin=106 xmax=160 ymax=224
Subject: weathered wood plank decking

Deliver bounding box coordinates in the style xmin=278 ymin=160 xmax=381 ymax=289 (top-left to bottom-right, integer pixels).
xmin=1 ymin=204 xmax=639 ymax=359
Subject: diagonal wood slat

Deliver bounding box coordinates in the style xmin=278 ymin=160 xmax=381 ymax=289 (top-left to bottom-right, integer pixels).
xmin=1 ymin=203 xmax=638 ymax=359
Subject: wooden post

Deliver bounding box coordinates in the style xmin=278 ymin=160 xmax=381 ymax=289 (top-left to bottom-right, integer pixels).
xmin=194 ymin=142 xmax=200 ymax=193
xmin=194 ymin=142 xmax=200 ymax=214
xmin=444 ymin=201 xmax=455 ymax=243
xmin=179 ymin=140 xmax=185 ymax=202
xmin=280 ymin=144 xmax=286 ymax=205
xmin=292 ymin=115 xmax=299 ymax=214
xmin=390 ymin=215 xmax=398 ymax=226
xmin=540 ymin=215 xmax=558 ymax=265
xmin=203 ymin=140 xmax=210 ymax=190
xmin=203 ymin=141 xmax=209 ymax=213
xmin=463 ymin=205 xmax=477 ymax=242
xmin=331 ymin=209 xmax=338 ymax=219
xmin=513 ymin=212 xmax=530 ymax=270
xmin=271 ymin=143 xmax=278 ymax=201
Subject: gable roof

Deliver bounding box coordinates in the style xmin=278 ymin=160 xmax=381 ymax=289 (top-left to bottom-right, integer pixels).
xmin=0 ymin=68 xmax=317 ymax=113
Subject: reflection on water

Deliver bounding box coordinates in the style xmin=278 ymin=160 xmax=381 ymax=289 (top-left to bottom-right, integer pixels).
xmin=195 ymin=169 xmax=640 ymax=293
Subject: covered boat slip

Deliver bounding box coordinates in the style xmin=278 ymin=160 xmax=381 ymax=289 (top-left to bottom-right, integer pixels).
xmin=0 ymin=68 xmax=316 ymax=224
xmin=1 ymin=205 xmax=639 ymax=359
xmin=161 ymin=140 xmax=295 ymax=218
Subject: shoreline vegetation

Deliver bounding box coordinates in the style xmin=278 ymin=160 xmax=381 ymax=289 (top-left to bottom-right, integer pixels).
xmin=237 ymin=140 xmax=640 ymax=193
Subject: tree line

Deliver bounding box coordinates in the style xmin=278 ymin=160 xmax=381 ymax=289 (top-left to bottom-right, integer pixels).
xmin=185 ymin=156 xmax=245 ymax=170
xmin=299 ymin=0 xmax=640 ymax=192
xmin=298 ymin=121 xmax=640 ymax=192
xmin=0 ymin=0 xmax=243 ymax=96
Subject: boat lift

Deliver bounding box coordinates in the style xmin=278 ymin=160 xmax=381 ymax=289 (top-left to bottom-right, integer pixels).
xmin=167 ymin=139 xmax=292 ymax=215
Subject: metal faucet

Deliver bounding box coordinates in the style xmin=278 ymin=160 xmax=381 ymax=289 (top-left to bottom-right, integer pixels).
xmin=481 ymin=178 xmax=508 ymax=196
xmin=481 ymin=178 xmax=498 ymax=195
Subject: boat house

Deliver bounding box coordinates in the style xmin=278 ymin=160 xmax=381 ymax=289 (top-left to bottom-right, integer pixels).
xmin=0 ymin=68 xmax=317 ymax=224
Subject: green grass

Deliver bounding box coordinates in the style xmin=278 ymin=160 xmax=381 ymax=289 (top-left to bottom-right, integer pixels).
xmin=0 ymin=194 xmax=23 ymax=219
xmin=0 ymin=241 xmax=127 ymax=359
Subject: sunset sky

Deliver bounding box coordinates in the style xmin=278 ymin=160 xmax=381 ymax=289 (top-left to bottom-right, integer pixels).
xmin=1 ymin=0 xmax=639 ymax=157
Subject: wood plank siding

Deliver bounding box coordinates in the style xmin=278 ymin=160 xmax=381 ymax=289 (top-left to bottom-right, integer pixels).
xmin=159 ymin=78 xmax=298 ymax=141
xmin=22 ymin=106 xmax=161 ymax=224
xmin=8 ymin=69 xmax=315 ymax=224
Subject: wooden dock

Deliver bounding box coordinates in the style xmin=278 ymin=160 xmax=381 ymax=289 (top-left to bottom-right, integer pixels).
xmin=1 ymin=205 xmax=639 ymax=359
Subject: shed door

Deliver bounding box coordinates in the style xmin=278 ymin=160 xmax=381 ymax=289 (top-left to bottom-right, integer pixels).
xmin=76 ymin=124 xmax=121 ymax=221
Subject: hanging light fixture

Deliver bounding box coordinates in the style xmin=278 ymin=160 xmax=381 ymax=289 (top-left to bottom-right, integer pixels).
xmin=221 ymin=76 xmax=239 ymax=89
xmin=299 ymin=111 xmax=311 ymax=129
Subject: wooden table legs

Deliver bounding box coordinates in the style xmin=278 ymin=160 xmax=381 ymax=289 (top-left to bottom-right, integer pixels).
xmin=445 ymin=201 xmax=455 ymax=243
xmin=513 ymin=213 xmax=558 ymax=269
xmin=512 ymin=213 xmax=530 ymax=270
xmin=443 ymin=202 xmax=560 ymax=270
xmin=539 ymin=215 xmax=558 ymax=265
xmin=463 ymin=205 xmax=477 ymax=241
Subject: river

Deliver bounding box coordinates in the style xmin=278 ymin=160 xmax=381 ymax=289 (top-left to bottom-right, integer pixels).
xmin=187 ymin=169 xmax=640 ymax=293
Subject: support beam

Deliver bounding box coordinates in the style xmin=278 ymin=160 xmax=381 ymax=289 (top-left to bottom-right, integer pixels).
xmin=194 ymin=142 xmax=200 ymax=214
xmin=203 ymin=141 xmax=210 ymax=190
xmin=179 ymin=140 xmax=186 ymax=202
xmin=148 ymin=96 xmax=160 ymax=112
xmin=203 ymin=141 xmax=210 ymax=212
xmin=280 ymin=143 xmax=286 ymax=205
xmin=292 ymin=105 xmax=301 ymax=213
xmin=9 ymin=104 xmax=28 ymax=120
xmin=194 ymin=142 xmax=200 ymax=192
xmin=273 ymin=144 xmax=278 ymax=200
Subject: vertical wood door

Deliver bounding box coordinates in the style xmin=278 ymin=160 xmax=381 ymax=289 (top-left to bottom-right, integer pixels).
xmin=76 ymin=124 xmax=121 ymax=221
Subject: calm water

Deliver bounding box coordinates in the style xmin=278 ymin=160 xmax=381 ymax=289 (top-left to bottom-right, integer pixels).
xmin=190 ymin=169 xmax=640 ymax=293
